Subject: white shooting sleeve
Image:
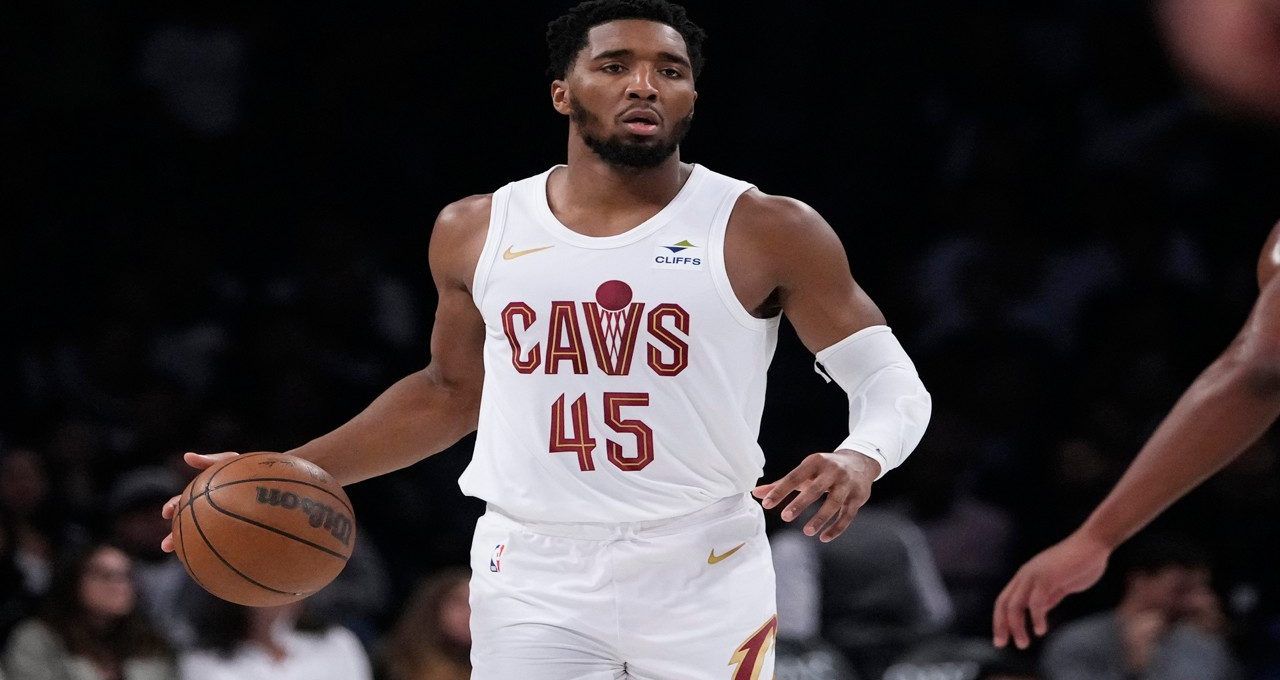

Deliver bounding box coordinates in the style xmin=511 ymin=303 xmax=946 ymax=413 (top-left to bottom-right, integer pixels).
xmin=814 ymin=325 xmax=931 ymax=479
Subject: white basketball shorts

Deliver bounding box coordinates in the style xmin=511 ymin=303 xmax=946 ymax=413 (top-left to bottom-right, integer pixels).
xmin=468 ymin=493 xmax=778 ymax=680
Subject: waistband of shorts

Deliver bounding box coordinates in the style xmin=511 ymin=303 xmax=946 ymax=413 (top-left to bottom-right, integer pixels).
xmin=483 ymin=493 xmax=754 ymax=540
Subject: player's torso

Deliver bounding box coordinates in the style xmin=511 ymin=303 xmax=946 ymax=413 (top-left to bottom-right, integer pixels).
xmin=459 ymin=164 xmax=780 ymax=522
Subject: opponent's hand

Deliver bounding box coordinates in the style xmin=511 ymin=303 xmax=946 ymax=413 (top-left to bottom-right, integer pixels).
xmin=160 ymin=451 xmax=241 ymax=553
xmin=751 ymin=449 xmax=880 ymax=542
xmin=993 ymin=531 xmax=1111 ymax=649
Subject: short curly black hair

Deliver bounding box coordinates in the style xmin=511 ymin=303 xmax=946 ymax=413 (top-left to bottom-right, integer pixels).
xmin=546 ymin=0 xmax=707 ymax=81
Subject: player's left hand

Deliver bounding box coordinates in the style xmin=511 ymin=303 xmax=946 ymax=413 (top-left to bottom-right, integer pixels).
xmin=752 ymin=449 xmax=880 ymax=542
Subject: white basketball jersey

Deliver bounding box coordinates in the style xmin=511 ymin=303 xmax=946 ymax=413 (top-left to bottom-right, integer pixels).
xmin=458 ymin=164 xmax=780 ymax=522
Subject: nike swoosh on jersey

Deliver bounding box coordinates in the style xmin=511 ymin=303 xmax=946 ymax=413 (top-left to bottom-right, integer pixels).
xmin=503 ymin=245 xmax=554 ymax=260
xmin=707 ymin=542 xmax=747 ymax=565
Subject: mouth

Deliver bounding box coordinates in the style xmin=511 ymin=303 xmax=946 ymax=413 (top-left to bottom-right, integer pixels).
xmin=620 ymin=109 xmax=661 ymax=136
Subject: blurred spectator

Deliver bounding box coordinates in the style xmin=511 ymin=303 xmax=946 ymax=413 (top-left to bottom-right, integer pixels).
xmin=1041 ymin=535 xmax=1239 ymax=680
xmin=773 ymin=508 xmax=953 ymax=680
xmin=380 ymin=569 xmax=471 ymax=680
xmin=0 ymin=448 xmax=74 ymax=597
xmin=885 ymin=637 xmax=1038 ymax=680
xmin=1 ymin=542 xmax=177 ymax=680
xmin=1199 ymin=439 xmax=1280 ymax=672
xmin=179 ymin=595 xmax=371 ymax=680
xmin=103 ymin=468 xmax=191 ymax=648
xmin=0 ymin=514 xmax=36 ymax=645
xmin=42 ymin=421 xmax=107 ymax=516
xmin=773 ymin=636 xmax=859 ymax=680
xmin=894 ymin=412 xmax=1015 ymax=636
xmin=304 ymin=534 xmax=391 ymax=648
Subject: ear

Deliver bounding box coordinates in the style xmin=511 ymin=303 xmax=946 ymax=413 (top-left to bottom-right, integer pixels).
xmin=551 ymin=79 xmax=572 ymax=117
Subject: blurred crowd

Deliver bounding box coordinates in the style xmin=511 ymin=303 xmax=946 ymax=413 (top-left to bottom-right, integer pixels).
xmin=5 ymin=1 xmax=1280 ymax=679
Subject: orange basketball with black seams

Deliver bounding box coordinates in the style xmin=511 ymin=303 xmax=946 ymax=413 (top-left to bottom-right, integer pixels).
xmin=172 ymin=452 xmax=356 ymax=607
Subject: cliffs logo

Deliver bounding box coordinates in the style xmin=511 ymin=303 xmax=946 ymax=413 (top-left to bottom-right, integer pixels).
xmin=653 ymin=239 xmax=703 ymax=270
xmin=255 ymin=487 xmax=354 ymax=546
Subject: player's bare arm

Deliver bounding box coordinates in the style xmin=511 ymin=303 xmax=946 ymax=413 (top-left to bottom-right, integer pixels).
xmin=728 ymin=192 xmax=929 ymax=542
xmin=160 ymin=195 xmax=491 ymax=553
xmin=283 ymin=195 xmax=491 ymax=482
xmin=993 ymin=220 xmax=1280 ymax=650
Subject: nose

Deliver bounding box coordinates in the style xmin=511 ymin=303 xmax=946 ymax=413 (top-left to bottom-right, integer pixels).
xmin=625 ymin=68 xmax=659 ymax=101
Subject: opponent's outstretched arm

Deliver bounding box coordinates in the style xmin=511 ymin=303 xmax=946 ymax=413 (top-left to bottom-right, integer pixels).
xmin=161 ymin=196 xmax=490 ymax=552
xmin=994 ymin=258 xmax=1280 ymax=650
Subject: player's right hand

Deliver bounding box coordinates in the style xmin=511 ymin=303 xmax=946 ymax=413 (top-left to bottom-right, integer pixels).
xmin=160 ymin=451 xmax=241 ymax=553
xmin=992 ymin=530 xmax=1111 ymax=650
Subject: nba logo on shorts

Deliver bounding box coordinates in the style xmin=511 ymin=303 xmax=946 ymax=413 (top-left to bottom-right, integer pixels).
xmin=489 ymin=544 xmax=505 ymax=572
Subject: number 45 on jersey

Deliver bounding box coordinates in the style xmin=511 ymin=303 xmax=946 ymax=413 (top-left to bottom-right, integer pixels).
xmin=502 ymin=280 xmax=691 ymax=474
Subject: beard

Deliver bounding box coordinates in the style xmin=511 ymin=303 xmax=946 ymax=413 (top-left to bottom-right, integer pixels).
xmin=572 ymin=104 xmax=694 ymax=169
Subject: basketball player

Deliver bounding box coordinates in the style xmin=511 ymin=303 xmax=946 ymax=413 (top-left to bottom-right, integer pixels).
xmin=160 ymin=1 xmax=931 ymax=677
xmin=993 ymin=0 xmax=1280 ymax=652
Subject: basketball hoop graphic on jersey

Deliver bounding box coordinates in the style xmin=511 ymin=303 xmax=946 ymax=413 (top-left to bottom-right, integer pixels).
xmin=583 ymin=280 xmax=645 ymax=375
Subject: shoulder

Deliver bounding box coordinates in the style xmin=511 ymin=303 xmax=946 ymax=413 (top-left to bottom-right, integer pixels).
xmin=429 ymin=194 xmax=493 ymax=289
xmin=728 ymin=190 xmax=844 ymax=261
xmin=729 ymin=189 xmax=833 ymax=243
xmin=726 ymin=189 xmax=848 ymax=285
xmin=432 ymin=194 xmax=493 ymax=247
xmin=436 ymin=194 xmax=492 ymax=227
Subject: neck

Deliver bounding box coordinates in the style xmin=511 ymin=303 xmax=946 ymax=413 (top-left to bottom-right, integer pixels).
xmin=559 ymin=126 xmax=688 ymax=211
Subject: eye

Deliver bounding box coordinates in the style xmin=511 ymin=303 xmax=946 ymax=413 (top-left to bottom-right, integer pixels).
xmin=602 ymin=63 xmax=625 ymax=74
xmin=661 ymin=68 xmax=683 ymax=79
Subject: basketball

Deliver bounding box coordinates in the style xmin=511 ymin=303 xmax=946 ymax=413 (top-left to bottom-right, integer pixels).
xmin=171 ymin=452 xmax=357 ymax=607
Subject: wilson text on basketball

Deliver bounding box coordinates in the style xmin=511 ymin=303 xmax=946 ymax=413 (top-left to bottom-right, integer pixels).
xmin=255 ymin=487 xmax=354 ymax=546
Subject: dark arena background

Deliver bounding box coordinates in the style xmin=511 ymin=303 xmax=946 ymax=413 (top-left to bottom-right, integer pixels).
xmin=4 ymin=2 xmax=1280 ymax=679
